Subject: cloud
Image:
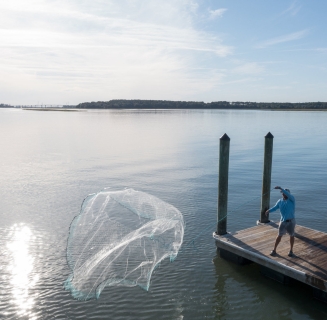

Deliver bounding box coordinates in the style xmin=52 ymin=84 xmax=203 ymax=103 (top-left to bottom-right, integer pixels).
xmin=0 ymin=0 xmax=234 ymax=104
xmin=0 ymin=0 xmax=231 ymax=55
xmin=209 ymin=8 xmax=227 ymax=20
xmin=257 ymin=29 xmax=309 ymax=48
xmin=281 ymin=1 xmax=302 ymax=16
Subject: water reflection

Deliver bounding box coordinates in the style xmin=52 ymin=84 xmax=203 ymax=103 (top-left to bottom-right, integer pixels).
xmin=211 ymin=254 xmax=327 ymax=319
xmin=6 ymin=223 xmax=38 ymax=319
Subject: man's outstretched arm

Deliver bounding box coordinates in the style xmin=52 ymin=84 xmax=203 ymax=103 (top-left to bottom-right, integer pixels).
xmin=275 ymin=186 xmax=295 ymax=202
xmin=265 ymin=202 xmax=279 ymax=216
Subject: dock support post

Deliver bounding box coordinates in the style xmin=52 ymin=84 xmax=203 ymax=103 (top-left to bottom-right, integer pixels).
xmin=217 ymin=133 xmax=230 ymax=235
xmin=260 ymin=132 xmax=274 ymax=223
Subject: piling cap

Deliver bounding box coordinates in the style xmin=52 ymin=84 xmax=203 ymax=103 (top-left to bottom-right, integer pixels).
xmin=265 ymin=132 xmax=274 ymax=139
xmin=220 ymin=133 xmax=230 ymax=141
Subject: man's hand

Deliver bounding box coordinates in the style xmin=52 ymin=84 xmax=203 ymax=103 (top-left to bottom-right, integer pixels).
xmin=274 ymin=186 xmax=281 ymax=190
xmin=265 ymin=209 xmax=269 ymax=216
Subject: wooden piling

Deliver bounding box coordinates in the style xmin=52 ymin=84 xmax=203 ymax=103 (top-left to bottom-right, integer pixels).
xmin=217 ymin=133 xmax=230 ymax=235
xmin=260 ymin=132 xmax=274 ymax=223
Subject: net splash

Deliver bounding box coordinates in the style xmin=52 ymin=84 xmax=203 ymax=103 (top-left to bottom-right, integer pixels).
xmin=65 ymin=188 xmax=184 ymax=300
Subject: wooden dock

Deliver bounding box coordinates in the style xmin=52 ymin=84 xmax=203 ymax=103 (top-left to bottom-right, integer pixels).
xmin=213 ymin=222 xmax=327 ymax=297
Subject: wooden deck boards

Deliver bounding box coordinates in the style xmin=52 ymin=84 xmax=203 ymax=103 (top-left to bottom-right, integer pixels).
xmin=213 ymin=222 xmax=327 ymax=292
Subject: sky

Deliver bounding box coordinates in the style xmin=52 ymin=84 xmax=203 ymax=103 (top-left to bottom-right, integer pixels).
xmin=1 ymin=0 xmax=327 ymax=105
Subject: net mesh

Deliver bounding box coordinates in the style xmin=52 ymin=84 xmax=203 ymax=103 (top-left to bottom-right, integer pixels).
xmin=65 ymin=188 xmax=184 ymax=300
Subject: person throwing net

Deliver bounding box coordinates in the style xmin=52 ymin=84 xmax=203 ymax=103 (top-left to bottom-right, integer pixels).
xmin=265 ymin=186 xmax=296 ymax=257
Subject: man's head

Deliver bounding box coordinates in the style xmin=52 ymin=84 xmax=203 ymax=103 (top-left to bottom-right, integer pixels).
xmin=281 ymin=188 xmax=290 ymax=200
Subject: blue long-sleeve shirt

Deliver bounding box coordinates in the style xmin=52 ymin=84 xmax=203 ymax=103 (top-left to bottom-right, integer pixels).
xmin=269 ymin=188 xmax=295 ymax=221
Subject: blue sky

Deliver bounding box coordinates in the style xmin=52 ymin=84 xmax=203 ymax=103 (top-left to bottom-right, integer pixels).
xmin=1 ymin=0 xmax=326 ymax=105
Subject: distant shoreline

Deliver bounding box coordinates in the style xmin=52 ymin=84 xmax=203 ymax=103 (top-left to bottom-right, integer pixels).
xmin=75 ymin=100 xmax=327 ymax=110
xmin=22 ymin=108 xmax=80 ymax=112
xmin=2 ymin=100 xmax=327 ymax=110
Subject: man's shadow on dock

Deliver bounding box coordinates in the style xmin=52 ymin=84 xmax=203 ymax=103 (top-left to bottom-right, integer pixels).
xmin=224 ymin=222 xmax=327 ymax=278
xmin=288 ymin=232 xmax=327 ymax=278
xmin=222 ymin=221 xmax=280 ymax=258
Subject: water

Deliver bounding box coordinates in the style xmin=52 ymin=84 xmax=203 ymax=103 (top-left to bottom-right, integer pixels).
xmin=1 ymin=108 xmax=327 ymax=319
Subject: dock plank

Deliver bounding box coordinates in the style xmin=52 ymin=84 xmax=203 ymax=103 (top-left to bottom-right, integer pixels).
xmin=213 ymin=222 xmax=327 ymax=292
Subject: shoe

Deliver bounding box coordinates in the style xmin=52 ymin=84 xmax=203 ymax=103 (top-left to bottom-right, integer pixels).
xmin=270 ymin=250 xmax=276 ymax=256
xmin=288 ymin=250 xmax=294 ymax=257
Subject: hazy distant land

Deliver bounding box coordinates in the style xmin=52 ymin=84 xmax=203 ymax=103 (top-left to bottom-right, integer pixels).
xmin=2 ymin=100 xmax=327 ymax=110
xmin=76 ymin=100 xmax=327 ymax=110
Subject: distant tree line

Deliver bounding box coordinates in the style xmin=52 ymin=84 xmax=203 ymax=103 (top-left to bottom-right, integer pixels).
xmin=2 ymin=100 xmax=327 ymax=110
xmin=76 ymin=100 xmax=327 ymax=110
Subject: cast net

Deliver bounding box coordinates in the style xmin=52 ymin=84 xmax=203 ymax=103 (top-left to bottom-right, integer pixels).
xmin=65 ymin=188 xmax=184 ymax=300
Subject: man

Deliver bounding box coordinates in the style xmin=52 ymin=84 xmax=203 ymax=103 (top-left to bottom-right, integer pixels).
xmin=265 ymin=186 xmax=296 ymax=257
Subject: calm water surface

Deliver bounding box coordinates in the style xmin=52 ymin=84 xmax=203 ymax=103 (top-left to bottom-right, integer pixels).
xmin=1 ymin=108 xmax=327 ymax=319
